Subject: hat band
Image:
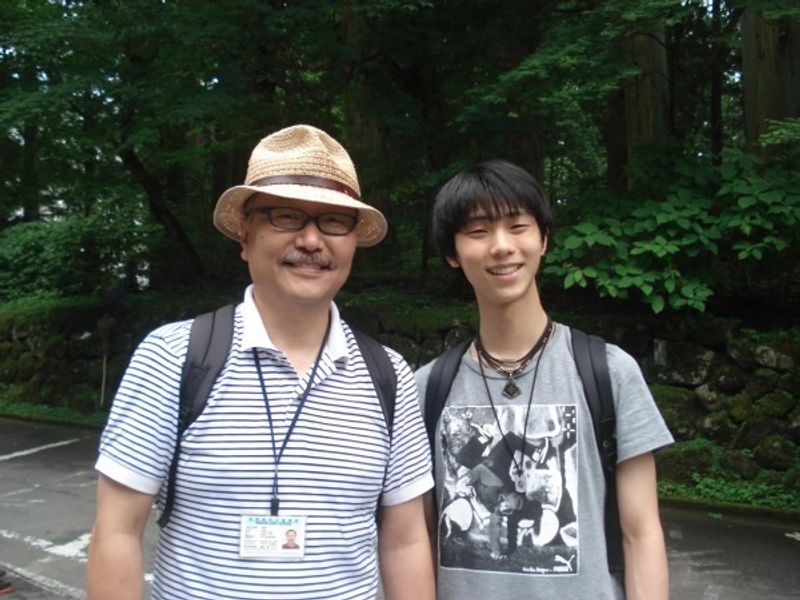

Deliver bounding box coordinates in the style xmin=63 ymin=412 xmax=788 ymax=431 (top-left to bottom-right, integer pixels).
xmin=249 ymin=175 xmax=360 ymax=200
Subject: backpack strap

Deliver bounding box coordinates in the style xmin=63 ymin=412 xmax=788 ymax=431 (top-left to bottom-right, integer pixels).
xmin=351 ymin=328 xmax=397 ymax=526
xmin=158 ymin=303 xmax=235 ymax=528
xmin=424 ymin=340 xmax=469 ymax=455
xmin=570 ymin=327 xmax=623 ymax=573
xmin=351 ymin=328 xmax=396 ymax=438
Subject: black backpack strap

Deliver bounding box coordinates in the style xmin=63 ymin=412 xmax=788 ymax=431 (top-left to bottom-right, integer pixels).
xmin=571 ymin=327 xmax=623 ymax=573
xmin=158 ymin=303 xmax=236 ymax=528
xmin=352 ymin=329 xmax=396 ymax=437
xmin=424 ymin=341 xmax=469 ymax=455
xmin=351 ymin=328 xmax=397 ymax=526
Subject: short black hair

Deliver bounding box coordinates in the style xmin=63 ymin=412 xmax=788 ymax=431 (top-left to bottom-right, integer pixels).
xmin=433 ymin=159 xmax=554 ymax=261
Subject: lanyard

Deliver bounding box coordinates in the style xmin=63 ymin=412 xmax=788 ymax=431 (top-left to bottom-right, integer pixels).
xmin=252 ymin=316 xmax=331 ymax=515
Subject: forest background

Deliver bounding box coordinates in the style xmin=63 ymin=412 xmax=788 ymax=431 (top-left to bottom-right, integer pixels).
xmin=0 ymin=0 xmax=799 ymax=510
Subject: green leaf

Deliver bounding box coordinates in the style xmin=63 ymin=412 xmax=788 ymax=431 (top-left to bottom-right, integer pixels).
xmin=650 ymin=295 xmax=665 ymax=314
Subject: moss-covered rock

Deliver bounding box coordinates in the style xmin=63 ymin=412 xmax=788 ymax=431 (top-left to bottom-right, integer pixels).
xmin=709 ymin=362 xmax=746 ymax=395
xmin=375 ymin=333 xmax=419 ymax=368
xmin=694 ymin=383 xmax=725 ymax=412
xmin=753 ymin=434 xmax=797 ymax=471
xmin=754 ymin=345 xmax=795 ymax=371
xmin=734 ymin=418 xmax=779 ymax=449
xmin=721 ymin=449 xmax=759 ymax=480
xmin=14 ymin=352 xmax=43 ymax=381
xmin=755 ymin=390 xmax=797 ymax=419
xmin=788 ymin=405 xmax=800 ymax=445
xmin=650 ymin=384 xmax=701 ymax=440
xmin=652 ymin=341 xmax=715 ymax=386
xmin=777 ymin=371 xmax=800 ymax=397
xmin=742 ymin=368 xmax=779 ymax=400
xmin=656 ymin=439 xmax=715 ymax=484
xmin=727 ymin=337 xmax=758 ymax=369
xmin=728 ymin=393 xmax=756 ymax=423
xmin=700 ymin=411 xmax=737 ymax=443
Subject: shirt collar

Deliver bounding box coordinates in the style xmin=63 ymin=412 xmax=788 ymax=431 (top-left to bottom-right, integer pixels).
xmin=239 ymin=284 xmax=349 ymax=364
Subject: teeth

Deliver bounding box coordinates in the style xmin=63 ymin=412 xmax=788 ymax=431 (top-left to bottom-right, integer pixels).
xmin=489 ymin=265 xmax=519 ymax=275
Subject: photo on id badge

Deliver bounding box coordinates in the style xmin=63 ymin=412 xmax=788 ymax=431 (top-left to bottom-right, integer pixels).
xmin=239 ymin=514 xmax=306 ymax=560
xmin=438 ymin=404 xmax=578 ymax=575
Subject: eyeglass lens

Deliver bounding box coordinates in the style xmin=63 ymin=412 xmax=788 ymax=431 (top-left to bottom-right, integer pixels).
xmin=257 ymin=207 xmax=357 ymax=235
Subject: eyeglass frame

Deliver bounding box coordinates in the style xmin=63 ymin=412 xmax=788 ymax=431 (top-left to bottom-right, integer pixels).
xmin=244 ymin=205 xmax=360 ymax=236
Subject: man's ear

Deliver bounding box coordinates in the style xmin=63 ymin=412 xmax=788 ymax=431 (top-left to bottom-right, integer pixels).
xmin=239 ymin=220 xmax=250 ymax=261
xmin=445 ymin=255 xmax=460 ymax=269
xmin=541 ymin=232 xmax=548 ymax=255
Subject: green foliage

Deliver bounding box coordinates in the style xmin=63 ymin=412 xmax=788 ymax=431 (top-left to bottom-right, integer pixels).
xmin=658 ymin=473 xmax=800 ymax=510
xmin=760 ymin=118 xmax=800 ymax=146
xmin=545 ymin=149 xmax=800 ymax=313
xmin=657 ymin=437 xmax=800 ymax=511
xmin=0 ymin=199 xmax=159 ymax=302
xmin=0 ymin=398 xmax=106 ymax=428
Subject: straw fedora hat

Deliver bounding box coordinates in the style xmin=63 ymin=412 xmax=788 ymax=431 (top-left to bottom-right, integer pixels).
xmin=213 ymin=124 xmax=387 ymax=247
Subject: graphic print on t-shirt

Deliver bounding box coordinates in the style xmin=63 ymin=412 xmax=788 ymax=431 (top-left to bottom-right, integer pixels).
xmin=438 ymin=404 xmax=577 ymax=575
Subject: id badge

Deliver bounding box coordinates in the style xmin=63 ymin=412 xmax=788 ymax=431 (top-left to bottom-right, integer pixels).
xmin=239 ymin=513 xmax=306 ymax=560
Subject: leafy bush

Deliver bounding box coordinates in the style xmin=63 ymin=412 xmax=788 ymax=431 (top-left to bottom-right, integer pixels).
xmin=0 ymin=199 xmax=160 ymax=302
xmin=544 ymin=149 xmax=800 ymax=313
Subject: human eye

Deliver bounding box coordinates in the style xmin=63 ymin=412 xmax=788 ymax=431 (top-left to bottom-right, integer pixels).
xmin=270 ymin=208 xmax=305 ymax=229
xmin=462 ymin=219 xmax=490 ymax=236
xmin=318 ymin=212 xmax=356 ymax=234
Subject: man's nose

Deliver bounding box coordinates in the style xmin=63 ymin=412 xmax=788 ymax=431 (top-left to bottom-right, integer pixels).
xmin=293 ymin=219 xmax=325 ymax=250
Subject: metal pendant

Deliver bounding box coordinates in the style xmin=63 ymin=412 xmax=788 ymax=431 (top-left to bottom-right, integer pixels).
xmin=502 ymin=378 xmax=521 ymax=399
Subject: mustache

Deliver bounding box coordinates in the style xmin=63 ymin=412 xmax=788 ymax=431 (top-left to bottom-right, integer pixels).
xmin=281 ymin=250 xmax=333 ymax=268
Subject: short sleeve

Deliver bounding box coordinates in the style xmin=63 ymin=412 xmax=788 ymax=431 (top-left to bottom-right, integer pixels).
xmin=607 ymin=344 xmax=674 ymax=463
xmin=95 ymin=320 xmax=191 ymax=495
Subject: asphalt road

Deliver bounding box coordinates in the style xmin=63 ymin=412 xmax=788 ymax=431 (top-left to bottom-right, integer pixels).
xmin=1 ymin=417 xmax=799 ymax=599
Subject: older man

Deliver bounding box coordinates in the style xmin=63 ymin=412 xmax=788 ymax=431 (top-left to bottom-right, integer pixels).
xmin=87 ymin=125 xmax=434 ymax=600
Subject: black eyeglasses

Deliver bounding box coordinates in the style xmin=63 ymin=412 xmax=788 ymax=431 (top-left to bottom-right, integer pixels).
xmin=247 ymin=206 xmax=359 ymax=236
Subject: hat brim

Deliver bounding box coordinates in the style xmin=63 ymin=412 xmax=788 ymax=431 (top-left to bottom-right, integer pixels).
xmin=213 ymin=184 xmax=388 ymax=247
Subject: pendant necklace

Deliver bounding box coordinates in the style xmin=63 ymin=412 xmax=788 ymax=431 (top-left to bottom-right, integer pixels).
xmin=475 ymin=318 xmax=553 ymax=399
xmin=476 ymin=320 xmax=554 ymax=473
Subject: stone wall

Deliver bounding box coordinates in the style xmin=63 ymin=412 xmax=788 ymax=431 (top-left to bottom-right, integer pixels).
xmin=1 ymin=295 xmax=798 ymax=489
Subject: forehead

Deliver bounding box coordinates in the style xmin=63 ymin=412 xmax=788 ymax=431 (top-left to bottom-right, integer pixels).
xmin=458 ymin=194 xmax=528 ymax=222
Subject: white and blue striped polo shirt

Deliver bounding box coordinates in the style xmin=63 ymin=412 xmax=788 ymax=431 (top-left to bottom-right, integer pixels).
xmin=96 ymin=286 xmax=434 ymax=599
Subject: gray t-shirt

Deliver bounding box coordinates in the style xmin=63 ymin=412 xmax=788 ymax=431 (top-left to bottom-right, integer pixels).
xmin=415 ymin=323 xmax=673 ymax=600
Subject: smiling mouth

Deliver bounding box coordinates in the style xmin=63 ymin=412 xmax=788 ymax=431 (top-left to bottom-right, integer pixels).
xmin=487 ymin=264 xmax=521 ymax=275
xmin=282 ymin=260 xmax=332 ymax=271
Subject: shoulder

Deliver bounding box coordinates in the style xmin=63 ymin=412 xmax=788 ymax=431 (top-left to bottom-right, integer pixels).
xmin=137 ymin=318 xmax=194 ymax=359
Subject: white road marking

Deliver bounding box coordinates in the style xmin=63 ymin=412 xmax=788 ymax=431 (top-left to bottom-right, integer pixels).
xmin=49 ymin=533 xmax=92 ymax=559
xmin=0 ymin=529 xmax=88 ymax=562
xmin=0 ymin=486 xmax=35 ymax=498
xmin=0 ymin=438 xmax=81 ymax=462
xmin=5 ymin=565 xmax=84 ymax=599
xmin=786 ymin=531 xmax=800 ymax=542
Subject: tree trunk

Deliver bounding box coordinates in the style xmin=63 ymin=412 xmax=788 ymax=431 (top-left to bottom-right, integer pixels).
xmin=120 ymin=148 xmax=205 ymax=280
xmin=21 ymin=124 xmax=40 ymax=221
xmin=622 ymin=22 xmax=671 ymax=186
xmin=741 ymin=4 xmax=800 ymax=155
xmin=603 ymin=87 xmax=628 ymax=193
xmin=709 ymin=0 xmax=723 ymax=165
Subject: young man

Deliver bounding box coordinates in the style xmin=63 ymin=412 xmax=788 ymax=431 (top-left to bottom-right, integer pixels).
xmin=416 ymin=160 xmax=673 ymax=600
xmin=87 ymin=125 xmax=434 ymax=600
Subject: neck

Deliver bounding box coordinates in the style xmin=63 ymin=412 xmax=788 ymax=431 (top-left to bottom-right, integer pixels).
xmin=475 ymin=295 xmax=548 ymax=360
xmin=252 ymin=289 xmax=330 ymax=376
